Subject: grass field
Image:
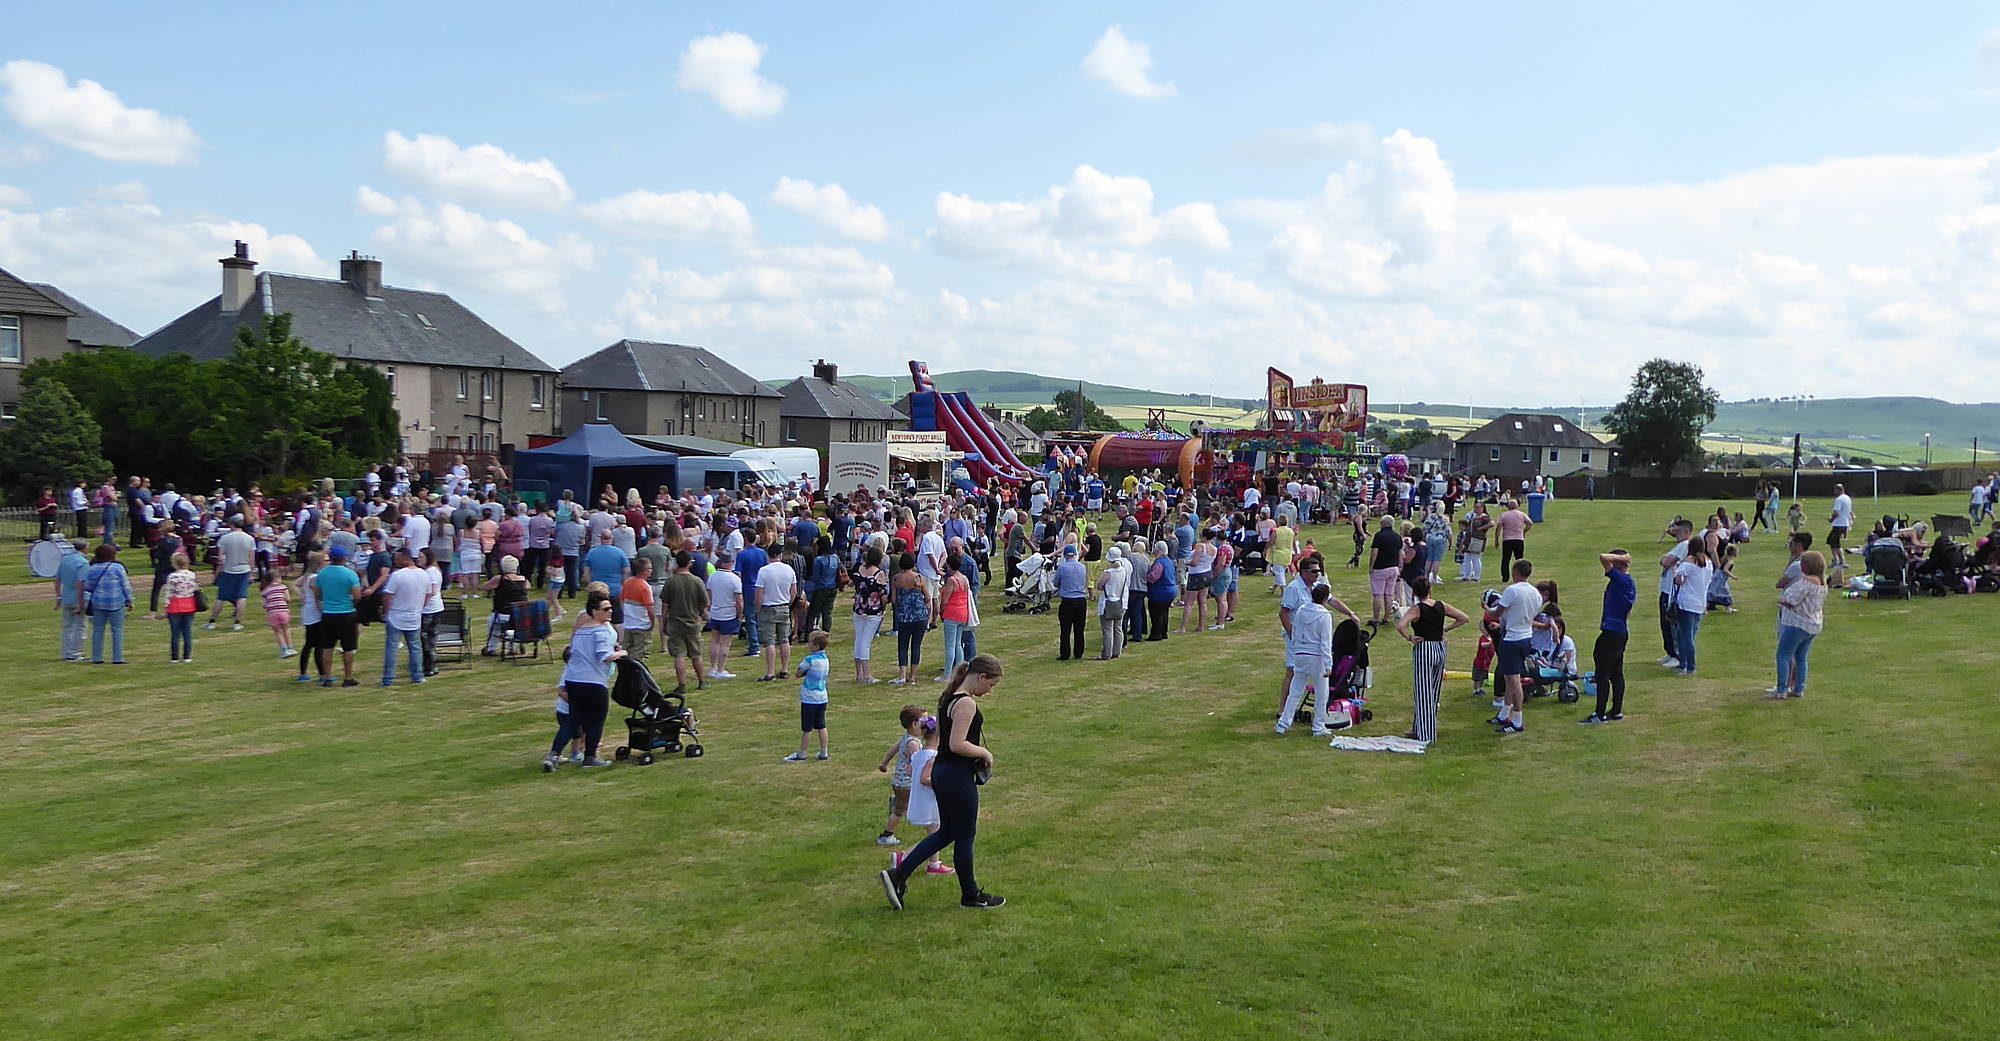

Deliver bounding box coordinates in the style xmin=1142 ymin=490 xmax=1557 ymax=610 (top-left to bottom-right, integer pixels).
xmin=5 ymin=496 xmax=1997 ymax=1040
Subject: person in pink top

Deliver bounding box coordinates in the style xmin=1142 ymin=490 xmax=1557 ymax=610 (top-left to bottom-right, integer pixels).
xmin=1495 ymin=500 xmax=1533 ymax=582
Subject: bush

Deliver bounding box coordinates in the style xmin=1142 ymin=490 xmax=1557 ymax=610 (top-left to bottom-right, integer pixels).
xmin=1712 ymin=489 xmax=1735 ymax=500
xmin=1908 ymin=480 xmax=1940 ymax=496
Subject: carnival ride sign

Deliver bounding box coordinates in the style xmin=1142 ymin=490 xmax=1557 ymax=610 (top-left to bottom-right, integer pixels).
xmin=1267 ymin=368 xmax=1367 ymax=433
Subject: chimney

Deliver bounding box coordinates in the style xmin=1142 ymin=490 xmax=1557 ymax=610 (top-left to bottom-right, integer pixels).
xmin=340 ymin=250 xmax=383 ymax=297
xmin=811 ymin=358 xmax=837 ymax=385
xmin=219 ymin=240 xmax=256 ymax=314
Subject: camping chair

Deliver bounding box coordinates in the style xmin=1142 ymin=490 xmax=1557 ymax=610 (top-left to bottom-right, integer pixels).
xmin=501 ymin=599 xmax=552 ymax=663
xmin=433 ymin=598 xmax=472 ymax=668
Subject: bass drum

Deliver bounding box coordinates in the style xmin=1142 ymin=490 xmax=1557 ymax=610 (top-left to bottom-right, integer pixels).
xmin=28 ymin=538 xmax=63 ymax=578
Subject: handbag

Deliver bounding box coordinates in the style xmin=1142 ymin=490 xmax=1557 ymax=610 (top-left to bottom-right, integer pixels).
xmin=194 ymin=588 xmax=209 ymax=613
xmin=1467 ymin=535 xmax=1487 ymax=555
xmin=972 ymin=761 xmax=992 ymax=786
xmin=965 ymin=594 xmax=981 ymax=629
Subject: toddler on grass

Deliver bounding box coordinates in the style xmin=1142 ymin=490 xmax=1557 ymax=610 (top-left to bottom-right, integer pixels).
xmin=783 ymin=631 xmax=832 ymax=762
xmin=875 ymin=705 xmax=925 ymax=846
xmin=261 ymin=573 xmax=294 ymax=657
xmin=894 ymin=715 xmax=953 ymax=876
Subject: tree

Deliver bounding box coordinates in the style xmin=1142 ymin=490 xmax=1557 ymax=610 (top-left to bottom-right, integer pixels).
xmin=1022 ymin=388 xmax=1123 ymax=432
xmin=0 ymin=375 xmax=113 ymax=500
xmin=1602 ymin=359 xmax=1720 ymax=476
xmin=198 ymin=313 xmax=399 ymax=483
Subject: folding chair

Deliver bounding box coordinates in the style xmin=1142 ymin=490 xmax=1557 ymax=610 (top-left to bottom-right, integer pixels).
xmin=501 ymin=599 xmax=552 ymax=663
xmin=433 ymin=599 xmax=472 ymax=668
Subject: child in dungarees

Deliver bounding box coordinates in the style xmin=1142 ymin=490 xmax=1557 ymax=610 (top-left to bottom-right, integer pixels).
xmin=875 ymin=705 xmax=924 ymax=846
xmin=1707 ymin=544 xmax=1738 ymax=613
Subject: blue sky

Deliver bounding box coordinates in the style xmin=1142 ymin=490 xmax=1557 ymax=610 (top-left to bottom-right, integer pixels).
xmin=5 ymin=2 xmax=2000 ymax=402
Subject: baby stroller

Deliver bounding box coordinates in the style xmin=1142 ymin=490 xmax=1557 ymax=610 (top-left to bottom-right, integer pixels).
xmin=1296 ymin=619 xmax=1373 ymax=727
xmin=1521 ymin=654 xmax=1582 ymax=704
xmin=1912 ymin=538 xmax=1966 ymax=597
xmin=1863 ymin=538 xmax=1911 ymax=600
xmin=1237 ymin=545 xmax=1269 ymax=576
xmin=610 ymin=657 xmax=703 ymax=765
xmin=1003 ymin=551 xmax=1056 ymax=614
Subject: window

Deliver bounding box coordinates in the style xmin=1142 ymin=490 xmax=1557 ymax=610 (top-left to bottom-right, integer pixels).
xmin=730 ymin=400 xmax=738 ymax=420
xmin=384 ymin=365 xmax=397 ymax=393
xmin=595 ymin=393 xmax=608 ymax=421
xmin=483 ymin=434 xmax=495 ymax=451
xmin=1522 ymin=448 xmax=1532 ymax=463
xmin=456 ymin=371 xmax=469 ymax=400
xmin=0 ymin=315 xmax=18 ymax=363
xmin=1552 ymin=422 xmax=1564 ymax=433
xmin=757 ymin=421 xmax=766 ymax=443
xmin=0 ymin=401 xmax=15 ymax=421
xmin=1549 ymin=449 xmax=1560 ymax=463
xmin=1512 ymin=420 xmax=1523 ymax=430
xmin=1489 ymin=447 xmax=1500 ymax=462
xmin=783 ymin=418 xmax=799 ymax=444
xmin=529 ymin=376 xmax=544 ymax=409
xmin=663 ymin=422 xmax=675 ymax=435
xmin=480 ymin=372 xmax=495 ymax=401
xmin=1581 ymin=450 xmax=1592 ymax=465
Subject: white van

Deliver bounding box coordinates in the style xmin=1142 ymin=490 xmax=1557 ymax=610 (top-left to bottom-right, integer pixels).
xmin=678 ymin=457 xmax=784 ymax=493
xmin=732 ymin=447 xmax=822 ymax=487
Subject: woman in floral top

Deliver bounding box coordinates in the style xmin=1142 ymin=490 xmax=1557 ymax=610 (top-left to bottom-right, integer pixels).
xmin=1422 ymin=502 xmax=1453 ymax=584
xmin=849 ymin=545 xmax=890 ymax=684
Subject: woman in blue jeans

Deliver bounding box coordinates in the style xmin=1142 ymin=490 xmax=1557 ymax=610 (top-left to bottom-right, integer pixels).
xmin=881 ymin=654 xmax=1005 ymax=910
xmin=84 ymin=543 xmax=134 ymax=664
xmin=1769 ymin=550 xmax=1827 ymax=698
xmin=1671 ymin=542 xmax=1713 ymax=676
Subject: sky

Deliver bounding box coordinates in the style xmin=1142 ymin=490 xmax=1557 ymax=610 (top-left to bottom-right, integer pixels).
xmin=4 ymin=1 xmax=2000 ymax=404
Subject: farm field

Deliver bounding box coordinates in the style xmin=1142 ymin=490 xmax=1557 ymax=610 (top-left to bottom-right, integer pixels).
xmin=4 ymin=496 xmax=1996 ymax=1039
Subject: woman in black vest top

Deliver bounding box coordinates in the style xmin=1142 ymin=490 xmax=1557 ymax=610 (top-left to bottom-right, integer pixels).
xmin=881 ymin=654 xmax=1005 ymax=910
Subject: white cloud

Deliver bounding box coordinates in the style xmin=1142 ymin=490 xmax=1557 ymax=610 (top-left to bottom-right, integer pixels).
xmin=1163 ymin=202 xmax=1231 ymax=251
xmin=0 ymin=136 xmax=45 ymax=165
xmin=675 ymin=32 xmax=787 ymax=119
xmin=579 ymin=188 xmax=755 ymax=242
xmin=0 ymin=184 xmax=29 ymax=208
xmin=0 ymin=60 xmax=199 ymax=165
xmin=621 ymin=246 xmax=893 ymax=305
xmin=930 ymin=164 xmax=1228 ymax=265
xmin=1200 ymin=269 xmax=1278 ymax=313
xmin=0 ymin=199 xmax=324 ymax=330
xmin=381 ymin=131 xmax=573 ymax=211
xmin=361 ymin=191 xmax=592 ymax=313
xmin=1227 ymin=122 xmax=1377 ymax=165
xmin=89 ymin=180 xmax=149 ymax=204
xmin=1083 ymin=26 xmax=1177 ymax=99
xmin=770 ymin=178 xmax=890 ymax=241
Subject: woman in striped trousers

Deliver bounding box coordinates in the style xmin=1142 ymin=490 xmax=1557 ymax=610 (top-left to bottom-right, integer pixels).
xmin=1395 ymin=577 xmax=1470 ymax=743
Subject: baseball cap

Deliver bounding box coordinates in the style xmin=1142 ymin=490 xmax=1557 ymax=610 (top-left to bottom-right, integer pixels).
xmin=328 ymin=545 xmax=351 ymax=561
xmin=1063 ymin=544 xmax=1078 ymax=557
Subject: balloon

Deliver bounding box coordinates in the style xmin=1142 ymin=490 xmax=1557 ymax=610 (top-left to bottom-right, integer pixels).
xmin=1380 ymin=454 xmax=1410 ymax=479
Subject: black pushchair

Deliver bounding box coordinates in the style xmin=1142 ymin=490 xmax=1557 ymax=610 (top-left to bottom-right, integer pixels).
xmin=1863 ymin=539 xmax=1911 ymax=600
xmin=1295 ymin=619 xmax=1372 ymax=726
xmin=611 ymin=657 xmax=703 ymax=765
xmin=1912 ymin=538 xmax=1967 ymax=597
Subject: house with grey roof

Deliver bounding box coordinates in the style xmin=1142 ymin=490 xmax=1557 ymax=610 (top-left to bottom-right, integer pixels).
xmin=558 ymin=338 xmax=780 ymax=446
xmin=1454 ymin=412 xmax=1612 ymax=479
xmin=133 ymin=244 xmax=558 ymax=454
xmin=0 ymin=265 xmax=138 ymax=422
xmin=774 ymin=360 xmax=907 ymax=469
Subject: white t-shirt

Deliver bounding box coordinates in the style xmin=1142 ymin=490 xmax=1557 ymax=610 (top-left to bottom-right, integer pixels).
xmin=706 ymin=569 xmax=743 ymax=620
xmin=402 ymin=513 xmax=432 ymax=556
xmin=422 ymin=565 xmax=445 ymax=614
xmin=755 ymin=560 xmax=797 ymax=608
xmin=1831 ymin=494 xmax=1854 ymax=527
xmin=217 ymin=529 xmax=256 ymax=575
xmin=1674 ymin=561 xmax=1713 ymax=614
xmin=916 ymin=531 xmax=946 ymax=579
xmin=1658 ymin=540 xmax=1689 ymax=596
xmin=382 ymin=566 xmax=431 ymax=630
xmin=1497 ymin=581 xmax=1542 ymax=642
xmin=1242 ymin=487 xmax=1261 ymax=508
xmin=907 ymin=748 xmax=941 ymax=828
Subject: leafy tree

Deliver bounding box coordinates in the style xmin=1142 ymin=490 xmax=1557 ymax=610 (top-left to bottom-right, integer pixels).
xmin=24 ymin=350 xmax=220 ymax=488
xmin=1603 ymin=359 xmax=1720 ymax=476
xmin=199 ymin=313 xmax=399 ymax=483
xmin=0 ymin=375 xmax=113 ymax=499
xmin=1023 ymin=388 xmax=1122 ymax=432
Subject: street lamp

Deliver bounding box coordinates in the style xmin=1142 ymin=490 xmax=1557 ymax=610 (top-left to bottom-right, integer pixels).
xmin=1924 ymin=433 xmax=1931 ymax=467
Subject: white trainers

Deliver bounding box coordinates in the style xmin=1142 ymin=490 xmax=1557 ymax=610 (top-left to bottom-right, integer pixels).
xmin=203 ymin=622 xmax=217 ymax=631
xmin=231 ymin=624 xmax=245 ymax=631
xmin=280 ymin=647 xmax=296 ymax=658
xmin=710 ymin=670 xmax=737 ymax=680
xmin=1659 ymin=657 xmax=1680 ymax=669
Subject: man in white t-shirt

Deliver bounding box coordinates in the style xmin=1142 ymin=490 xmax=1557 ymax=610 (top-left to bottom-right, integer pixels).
xmin=208 ymin=519 xmax=258 ymax=630
xmin=400 ymin=509 xmax=431 ymax=562
xmin=1242 ymin=484 xmax=1261 ymax=511
xmin=704 ymin=550 xmax=744 ymax=680
xmin=379 ymin=547 xmax=431 ymax=686
xmin=755 ymin=547 xmax=801 ymax=681
xmin=1493 ymin=559 xmax=1543 ymax=734
xmin=1828 ymin=484 xmax=1854 ymax=559
xmin=915 ymin=514 xmax=947 ymax=609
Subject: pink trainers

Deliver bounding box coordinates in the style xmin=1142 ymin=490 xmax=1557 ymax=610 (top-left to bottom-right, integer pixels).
xmin=891 ymin=851 xmax=906 ymax=868
xmin=926 ymin=863 xmax=956 ymax=875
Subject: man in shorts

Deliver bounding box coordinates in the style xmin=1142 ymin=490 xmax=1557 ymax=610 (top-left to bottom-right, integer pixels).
xmin=312 ymin=544 xmax=363 ymax=687
xmin=1827 ymin=483 xmax=1854 ymax=561
xmin=1492 ymin=559 xmax=1542 ymax=734
xmin=1367 ymin=516 xmax=1403 ymax=624
xmin=619 ymin=558 xmax=656 ymax=661
xmin=207 ymin=518 xmax=257 ymax=630
xmin=755 ymin=543 xmax=801 ymax=681
xmin=660 ymin=550 xmax=710 ymax=695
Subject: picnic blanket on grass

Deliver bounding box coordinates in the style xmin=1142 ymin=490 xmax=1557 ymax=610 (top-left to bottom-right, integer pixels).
xmin=1328 ymin=735 xmax=1428 ymax=754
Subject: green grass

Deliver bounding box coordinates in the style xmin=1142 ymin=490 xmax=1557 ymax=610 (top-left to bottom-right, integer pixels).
xmin=4 ymin=496 xmax=1997 ymax=1039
